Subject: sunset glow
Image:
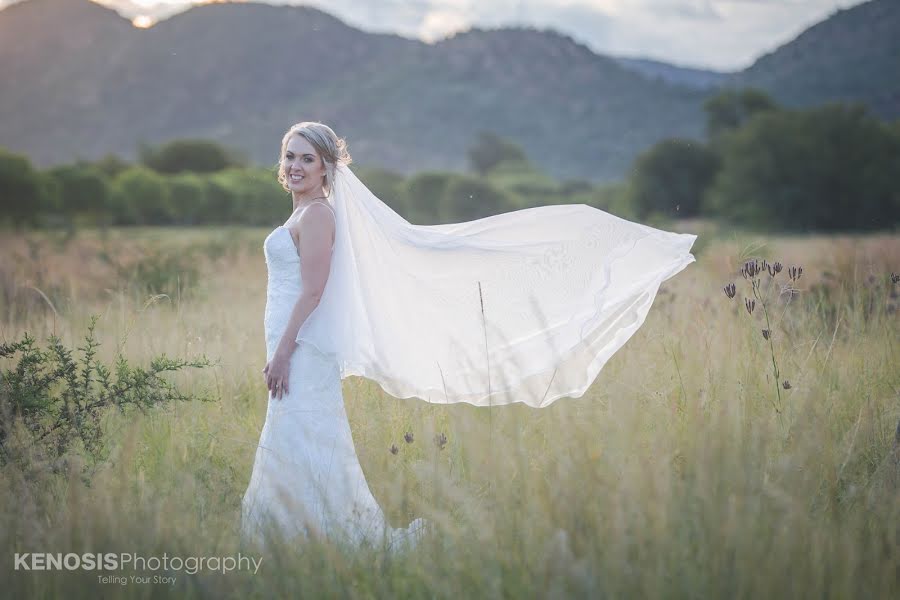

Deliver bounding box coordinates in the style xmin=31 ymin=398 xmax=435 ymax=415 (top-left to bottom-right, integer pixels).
xmin=132 ymin=14 xmax=155 ymax=28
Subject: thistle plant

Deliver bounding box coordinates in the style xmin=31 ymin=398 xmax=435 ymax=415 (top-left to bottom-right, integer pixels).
xmin=723 ymin=258 xmax=799 ymax=417
xmin=0 ymin=315 xmax=215 ymax=477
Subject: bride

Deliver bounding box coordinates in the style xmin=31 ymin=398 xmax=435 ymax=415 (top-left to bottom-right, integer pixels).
xmin=240 ymin=122 xmax=425 ymax=551
xmin=241 ymin=121 xmax=697 ymax=551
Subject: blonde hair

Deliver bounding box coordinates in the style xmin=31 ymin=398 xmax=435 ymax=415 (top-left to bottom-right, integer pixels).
xmin=276 ymin=121 xmax=352 ymax=195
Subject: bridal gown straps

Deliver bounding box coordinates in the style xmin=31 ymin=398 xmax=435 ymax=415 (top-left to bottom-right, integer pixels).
xmin=241 ymin=200 xmax=424 ymax=550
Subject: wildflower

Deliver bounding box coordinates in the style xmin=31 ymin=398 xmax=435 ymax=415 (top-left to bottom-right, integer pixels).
xmin=762 ymin=329 xmax=771 ymax=340
xmin=741 ymin=259 xmax=763 ymax=280
xmin=891 ymin=272 xmax=899 ymax=284
xmin=788 ymin=266 xmax=803 ymax=281
xmin=767 ymin=261 xmax=782 ymax=277
xmin=782 ymin=380 xmax=792 ymax=390
xmin=404 ymin=431 xmax=414 ymax=444
xmin=723 ymin=283 xmax=736 ymax=299
xmin=389 ymin=444 xmax=399 ymax=455
xmin=434 ymin=432 xmax=448 ymax=450
xmin=745 ymin=298 xmax=755 ymax=315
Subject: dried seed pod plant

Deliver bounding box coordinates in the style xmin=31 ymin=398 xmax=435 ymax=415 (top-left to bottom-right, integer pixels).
xmin=723 ymin=258 xmax=898 ymax=423
xmin=723 ymin=257 xmax=795 ymax=418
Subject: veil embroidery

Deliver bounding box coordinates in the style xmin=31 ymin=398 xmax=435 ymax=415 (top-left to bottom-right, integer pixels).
xmin=296 ymin=164 xmax=697 ymax=407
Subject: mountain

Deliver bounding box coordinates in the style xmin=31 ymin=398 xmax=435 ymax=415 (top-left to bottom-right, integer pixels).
xmin=612 ymin=57 xmax=727 ymax=90
xmin=614 ymin=0 xmax=900 ymax=118
xmin=0 ymin=0 xmax=897 ymax=182
xmin=0 ymin=0 xmax=707 ymax=182
xmin=727 ymin=0 xmax=900 ymax=119
xmin=0 ymin=0 xmax=132 ymax=113
xmin=0 ymin=0 xmax=135 ymax=158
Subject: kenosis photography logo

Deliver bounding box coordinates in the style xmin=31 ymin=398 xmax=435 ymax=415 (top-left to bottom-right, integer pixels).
xmin=13 ymin=552 xmax=263 ymax=586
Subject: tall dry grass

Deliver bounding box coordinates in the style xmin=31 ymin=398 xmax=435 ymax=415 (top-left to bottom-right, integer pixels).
xmin=1 ymin=225 xmax=898 ymax=598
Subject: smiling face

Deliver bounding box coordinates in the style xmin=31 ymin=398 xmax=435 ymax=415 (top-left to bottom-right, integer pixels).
xmin=282 ymin=134 xmax=327 ymax=196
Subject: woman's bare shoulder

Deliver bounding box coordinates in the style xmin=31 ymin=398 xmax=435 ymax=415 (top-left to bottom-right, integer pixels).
xmin=285 ymin=203 xmax=335 ymax=253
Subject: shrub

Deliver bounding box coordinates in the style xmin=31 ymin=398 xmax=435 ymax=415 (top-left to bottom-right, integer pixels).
xmin=0 ymin=316 xmax=214 ymax=478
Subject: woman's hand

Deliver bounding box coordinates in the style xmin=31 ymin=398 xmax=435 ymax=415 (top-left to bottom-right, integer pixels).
xmin=262 ymin=352 xmax=291 ymax=400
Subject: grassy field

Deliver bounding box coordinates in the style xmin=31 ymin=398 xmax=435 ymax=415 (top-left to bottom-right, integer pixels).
xmin=1 ymin=223 xmax=898 ymax=598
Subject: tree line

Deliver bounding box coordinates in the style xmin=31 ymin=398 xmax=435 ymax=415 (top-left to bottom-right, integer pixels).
xmin=627 ymin=89 xmax=900 ymax=232
xmin=1 ymin=89 xmax=898 ymax=232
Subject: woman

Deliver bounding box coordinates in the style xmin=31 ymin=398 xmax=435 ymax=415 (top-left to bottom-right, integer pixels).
xmin=241 ymin=121 xmax=697 ymax=549
xmin=241 ymin=122 xmax=425 ymax=551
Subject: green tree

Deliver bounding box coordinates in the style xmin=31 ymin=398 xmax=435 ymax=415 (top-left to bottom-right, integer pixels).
xmin=485 ymin=159 xmax=559 ymax=210
xmin=404 ymin=171 xmax=455 ymax=224
xmin=48 ymin=165 xmax=111 ymax=225
xmin=110 ymin=166 xmax=173 ymax=225
xmin=439 ymin=175 xmax=513 ymax=222
xmin=0 ymin=148 xmax=53 ymax=228
xmin=356 ymin=167 xmax=409 ymax=219
xmin=139 ymin=138 xmax=245 ymax=175
xmin=704 ymin=88 xmax=779 ymax=141
xmin=166 ymin=172 xmax=209 ymax=225
xmin=467 ymin=131 xmax=528 ymax=175
xmin=84 ymin=154 xmax=131 ymax=179
xmin=207 ymin=168 xmax=285 ymax=225
xmin=583 ymin=183 xmax=637 ymax=220
xmin=628 ymin=138 xmax=719 ymax=220
xmin=202 ymin=174 xmax=240 ymax=225
xmin=705 ymin=103 xmax=899 ymax=231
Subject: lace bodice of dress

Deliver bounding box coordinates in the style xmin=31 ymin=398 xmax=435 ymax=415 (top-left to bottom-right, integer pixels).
xmin=263 ymin=226 xmax=303 ymax=360
xmin=262 ymin=201 xmax=336 ymax=360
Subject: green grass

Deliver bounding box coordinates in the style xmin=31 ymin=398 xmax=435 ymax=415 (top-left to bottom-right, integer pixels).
xmin=1 ymin=226 xmax=898 ymax=598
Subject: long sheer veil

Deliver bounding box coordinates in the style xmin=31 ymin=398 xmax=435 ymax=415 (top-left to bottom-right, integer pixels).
xmin=296 ymin=163 xmax=697 ymax=407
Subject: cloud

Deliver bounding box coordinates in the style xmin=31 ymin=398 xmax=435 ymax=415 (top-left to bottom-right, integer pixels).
xmin=478 ymin=1 xmax=617 ymax=45
xmin=488 ymin=0 xmax=861 ymax=69
xmin=7 ymin=0 xmax=862 ymax=71
xmin=418 ymin=6 xmax=473 ymax=41
xmin=638 ymin=0 xmax=723 ymax=20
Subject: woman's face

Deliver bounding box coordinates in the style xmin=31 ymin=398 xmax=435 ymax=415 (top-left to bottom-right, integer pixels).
xmin=283 ymin=135 xmax=327 ymax=194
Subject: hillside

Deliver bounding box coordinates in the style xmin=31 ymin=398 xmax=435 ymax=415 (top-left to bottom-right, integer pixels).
xmin=727 ymin=0 xmax=899 ymax=119
xmin=613 ymin=57 xmax=727 ymax=90
xmin=0 ymin=0 xmax=706 ymax=182
xmin=1 ymin=0 xmax=896 ymax=181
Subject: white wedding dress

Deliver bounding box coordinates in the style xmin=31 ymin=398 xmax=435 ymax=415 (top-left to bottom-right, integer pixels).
xmin=239 ymin=160 xmax=697 ymax=548
xmin=240 ymin=201 xmax=424 ymax=551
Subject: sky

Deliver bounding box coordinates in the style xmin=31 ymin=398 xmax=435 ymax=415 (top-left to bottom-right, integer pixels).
xmin=5 ymin=0 xmax=869 ymax=70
